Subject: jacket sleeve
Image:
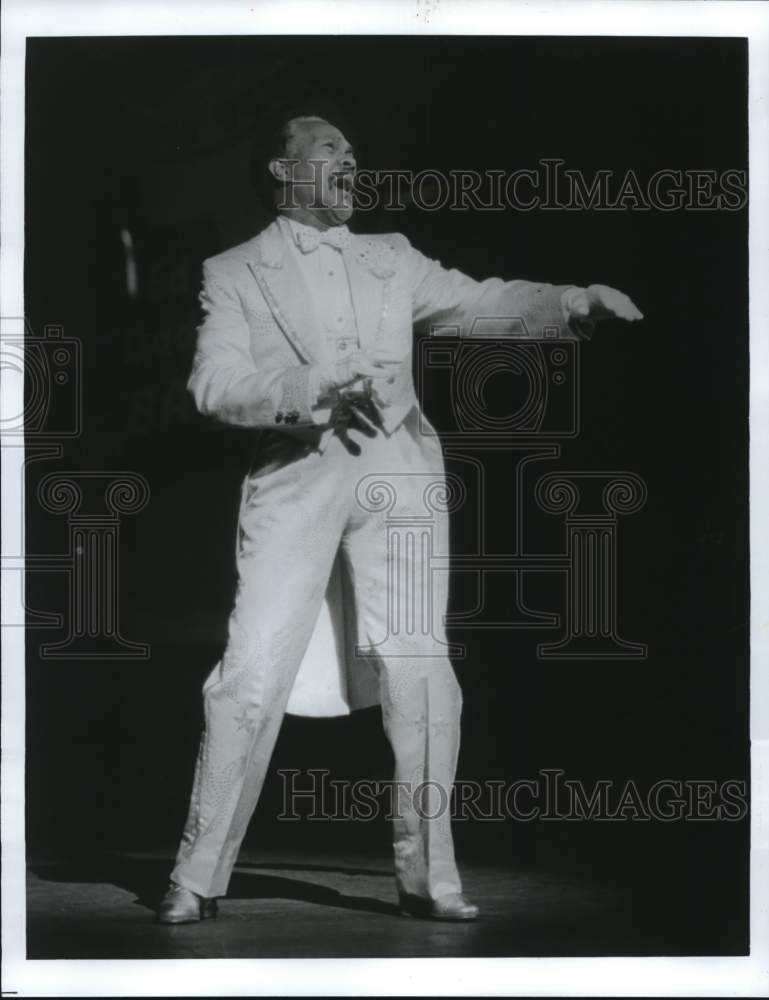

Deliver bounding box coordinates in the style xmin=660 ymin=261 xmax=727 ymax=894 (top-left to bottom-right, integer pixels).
xmin=187 ymin=260 xmax=320 ymax=428
xmin=404 ymin=239 xmax=594 ymax=341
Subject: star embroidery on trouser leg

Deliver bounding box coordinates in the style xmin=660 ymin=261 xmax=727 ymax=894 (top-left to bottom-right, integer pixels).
xmin=233 ymin=708 xmax=258 ymax=735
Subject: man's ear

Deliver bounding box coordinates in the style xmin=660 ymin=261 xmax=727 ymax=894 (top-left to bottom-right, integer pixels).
xmin=268 ymin=157 xmax=295 ymax=183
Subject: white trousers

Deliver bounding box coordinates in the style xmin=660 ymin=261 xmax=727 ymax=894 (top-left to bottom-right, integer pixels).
xmin=171 ymin=411 xmax=463 ymax=900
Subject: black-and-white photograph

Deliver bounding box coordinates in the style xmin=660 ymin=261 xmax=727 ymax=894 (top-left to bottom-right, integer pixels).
xmin=2 ymin=1 xmax=768 ymax=996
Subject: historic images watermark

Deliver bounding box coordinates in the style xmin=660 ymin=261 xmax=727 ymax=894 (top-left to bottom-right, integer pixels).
xmin=9 ymin=155 xmax=745 ymax=662
xmin=275 ymin=161 xmax=748 ymax=213
xmin=277 ymin=768 xmax=748 ymax=823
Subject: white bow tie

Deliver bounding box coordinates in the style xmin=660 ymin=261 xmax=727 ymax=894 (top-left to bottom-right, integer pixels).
xmin=294 ymin=224 xmax=351 ymax=254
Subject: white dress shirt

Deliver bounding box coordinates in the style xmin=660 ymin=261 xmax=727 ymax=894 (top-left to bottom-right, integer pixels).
xmin=278 ymin=215 xmax=360 ymax=367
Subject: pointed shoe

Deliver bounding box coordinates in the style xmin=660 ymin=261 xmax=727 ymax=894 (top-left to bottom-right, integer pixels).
xmin=155 ymin=882 xmax=218 ymax=924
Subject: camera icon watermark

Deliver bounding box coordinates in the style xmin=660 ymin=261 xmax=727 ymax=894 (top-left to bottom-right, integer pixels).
xmin=418 ymin=325 xmax=579 ymax=442
xmin=0 ymin=317 xmax=82 ymax=440
xmin=1 ymin=317 xmax=150 ymax=659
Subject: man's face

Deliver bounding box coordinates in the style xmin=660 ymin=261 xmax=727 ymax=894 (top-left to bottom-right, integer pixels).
xmin=272 ymin=119 xmax=357 ymax=226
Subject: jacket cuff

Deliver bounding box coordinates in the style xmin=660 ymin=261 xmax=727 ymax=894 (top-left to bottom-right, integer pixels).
xmin=273 ymin=367 xmax=316 ymax=427
xmin=560 ymin=285 xmax=595 ymax=341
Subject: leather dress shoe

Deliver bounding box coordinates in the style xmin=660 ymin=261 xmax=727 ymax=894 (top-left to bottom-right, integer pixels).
xmin=155 ymin=882 xmax=218 ymax=924
xmin=399 ymin=891 xmax=480 ymax=921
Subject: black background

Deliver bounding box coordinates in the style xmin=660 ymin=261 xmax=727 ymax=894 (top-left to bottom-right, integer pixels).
xmin=24 ymin=36 xmax=749 ymax=953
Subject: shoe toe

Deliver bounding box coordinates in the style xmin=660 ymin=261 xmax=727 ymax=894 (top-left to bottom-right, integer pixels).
xmin=155 ymin=884 xmax=217 ymax=924
xmin=431 ymin=893 xmax=480 ymax=921
xmin=399 ymin=891 xmax=480 ymax=921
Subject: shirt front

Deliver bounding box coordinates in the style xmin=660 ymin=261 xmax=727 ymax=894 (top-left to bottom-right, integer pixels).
xmin=277 ymin=214 xmax=360 ymax=368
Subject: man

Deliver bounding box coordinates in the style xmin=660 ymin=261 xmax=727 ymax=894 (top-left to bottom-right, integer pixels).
xmin=156 ymin=114 xmax=643 ymax=924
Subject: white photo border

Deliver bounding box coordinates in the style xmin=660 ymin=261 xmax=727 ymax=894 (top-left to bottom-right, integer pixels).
xmin=2 ymin=1 xmax=767 ymax=996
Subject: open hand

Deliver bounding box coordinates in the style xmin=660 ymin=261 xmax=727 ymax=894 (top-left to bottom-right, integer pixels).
xmin=569 ymin=284 xmax=644 ymax=323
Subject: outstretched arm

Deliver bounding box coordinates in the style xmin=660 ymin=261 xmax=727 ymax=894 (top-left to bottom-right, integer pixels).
xmin=405 ymin=238 xmax=642 ymax=339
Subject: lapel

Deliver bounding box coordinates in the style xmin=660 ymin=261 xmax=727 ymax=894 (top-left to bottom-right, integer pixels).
xmin=246 ymin=219 xmax=323 ymax=363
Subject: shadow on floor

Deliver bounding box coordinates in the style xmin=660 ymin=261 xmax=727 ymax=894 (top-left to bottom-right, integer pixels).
xmin=25 ymin=845 xmax=750 ymax=959
xmin=28 ymin=852 xmax=399 ymax=917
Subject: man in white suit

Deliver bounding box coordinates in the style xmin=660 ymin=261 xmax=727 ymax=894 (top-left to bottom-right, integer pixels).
xmin=157 ymin=114 xmax=643 ymax=924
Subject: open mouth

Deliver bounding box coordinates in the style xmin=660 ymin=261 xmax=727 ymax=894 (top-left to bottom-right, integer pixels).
xmin=330 ymin=171 xmax=354 ymax=202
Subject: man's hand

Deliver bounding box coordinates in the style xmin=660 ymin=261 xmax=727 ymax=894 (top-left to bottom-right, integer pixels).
xmin=308 ymin=347 xmax=404 ymax=444
xmin=567 ymin=284 xmax=644 ymax=324
xmin=315 ymin=347 xmax=405 ymax=396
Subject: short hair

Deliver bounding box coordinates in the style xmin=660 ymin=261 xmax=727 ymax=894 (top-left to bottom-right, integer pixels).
xmin=274 ymin=115 xmax=329 ymax=160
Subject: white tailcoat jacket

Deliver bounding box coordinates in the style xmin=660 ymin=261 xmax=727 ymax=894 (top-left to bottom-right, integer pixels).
xmin=188 ymin=218 xmax=590 ymax=716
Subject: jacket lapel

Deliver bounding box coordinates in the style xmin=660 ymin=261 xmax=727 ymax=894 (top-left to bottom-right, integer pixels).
xmin=246 ymin=219 xmax=323 ymax=363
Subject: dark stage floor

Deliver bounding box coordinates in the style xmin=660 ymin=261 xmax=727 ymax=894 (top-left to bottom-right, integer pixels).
xmin=26 ymin=845 xmax=746 ymax=959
